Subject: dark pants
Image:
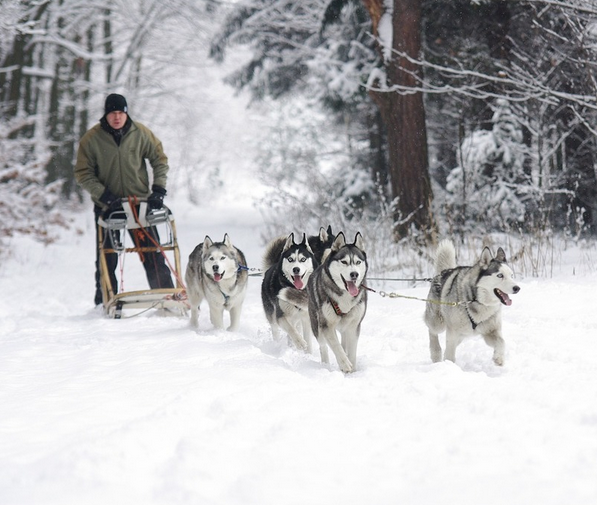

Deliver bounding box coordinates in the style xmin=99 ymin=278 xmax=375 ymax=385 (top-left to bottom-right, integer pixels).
xmin=94 ymin=207 xmax=174 ymax=305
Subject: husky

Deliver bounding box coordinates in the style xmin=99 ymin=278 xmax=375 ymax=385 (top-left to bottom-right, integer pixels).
xmin=424 ymin=240 xmax=521 ymax=366
xmin=307 ymin=232 xmax=368 ymax=373
xmin=308 ymin=225 xmax=335 ymax=263
xmin=261 ymin=233 xmax=317 ymax=351
xmin=185 ymin=234 xmax=248 ymax=331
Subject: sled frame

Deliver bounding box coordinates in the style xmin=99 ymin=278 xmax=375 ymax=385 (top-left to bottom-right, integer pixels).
xmin=97 ymin=199 xmax=187 ymax=318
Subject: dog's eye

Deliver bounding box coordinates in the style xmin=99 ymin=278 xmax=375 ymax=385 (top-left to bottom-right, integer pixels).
xmin=497 ymin=273 xmax=504 ymax=279
xmin=287 ymin=257 xmax=294 ymax=263
xmin=355 ymin=260 xmax=361 ymax=265
xmin=300 ymin=257 xmax=306 ymax=263
xmin=341 ymin=260 xmax=349 ymax=265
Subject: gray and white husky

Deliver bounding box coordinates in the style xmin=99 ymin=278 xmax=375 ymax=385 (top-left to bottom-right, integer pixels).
xmin=307 ymin=232 xmax=368 ymax=373
xmin=261 ymin=233 xmax=317 ymax=351
xmin=424 ymin=240 xmax=520 ymax=366
xmin=185 ymin=234 xmax=248 ymax=331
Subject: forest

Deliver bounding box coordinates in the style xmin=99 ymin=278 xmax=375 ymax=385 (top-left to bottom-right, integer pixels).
xmin=1 ymin=0 xmax=597 ymax=247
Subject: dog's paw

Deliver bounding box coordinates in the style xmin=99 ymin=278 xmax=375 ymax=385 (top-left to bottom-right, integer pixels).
xmin=293 ymin=337 xmax=308 ymax=352
xmin=430 ymin=351 xmax=442 ymax=363
xmin=338 ymin=357 xmax=354 ymax=373
xmin=493 ymin=354 xmax=504 ymax=366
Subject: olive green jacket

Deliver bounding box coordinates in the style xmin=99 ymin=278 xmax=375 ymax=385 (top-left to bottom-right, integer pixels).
xmin=74 ymin=120 xmax=169 ymax=208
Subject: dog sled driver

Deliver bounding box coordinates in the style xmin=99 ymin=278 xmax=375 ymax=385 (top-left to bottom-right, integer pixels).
xmin=75 ymin=93 xmax=174 ymax=306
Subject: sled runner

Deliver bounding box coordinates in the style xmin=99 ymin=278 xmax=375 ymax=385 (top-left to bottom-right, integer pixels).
xmin=97 ymin=198 xmax=188 ymax=318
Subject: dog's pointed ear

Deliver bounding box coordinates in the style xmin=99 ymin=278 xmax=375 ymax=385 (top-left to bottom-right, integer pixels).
xmin=203 ymin=236 xmax=214 ymax=252
xmin=495 ymin=247 xmax=507 ymax=263
xmin=283 ymin=233 xmax=295 ymax=252
xmin=331 ymin=232 xmax=346 ymax=252
xmin=319 ymin=226 xmax=329 ymax=241
xmin=223 ymin=233 xmax=232 ymax=248
xmin=302 ymin=233 xmax=315 ymax=254
xmin=480 ymin=246 xmax=493 ymax=268
xmin=353 ymin=232 xmax=364 ymax=251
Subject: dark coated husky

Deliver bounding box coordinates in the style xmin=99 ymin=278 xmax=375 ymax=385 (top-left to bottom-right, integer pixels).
xmin=261 ymin=233 xmax=318 ymax=351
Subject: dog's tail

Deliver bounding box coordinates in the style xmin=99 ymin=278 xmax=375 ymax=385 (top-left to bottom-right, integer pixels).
xmin=435 ymin=239 xmax=457 ymax=273
xmin=262 ymin=235 xmax=287 ymax=270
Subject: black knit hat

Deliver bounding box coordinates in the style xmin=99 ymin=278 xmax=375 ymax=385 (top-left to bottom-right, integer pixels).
xmin=104 ymin=93 xmax=128 ymax=114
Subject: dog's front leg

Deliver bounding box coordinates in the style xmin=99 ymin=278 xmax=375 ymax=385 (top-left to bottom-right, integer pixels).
xmin=278 ymin=317 xmax=308 ymax=351
xmin=189 ymin=306 xmax=200 ymax=328
xmin=314 ymin=334 xmax=330 ymax=364
xmin=444 ymin=330 xmax=462 ymax=363
xmin=429 ymin=331 xmax=442 ymax=362
xmin=269 ymin=321 xmax=281 ymax=341
xmin=322 ymin=328 xmax=354 ymax=373
xmin=341 ymin=328 xmax=360 ymax=370
xmin=227 ymin=305 xmax=242 ymax=332
xmin=482 ymin=329 xmax=505 ymax=366
xmin=209 ymin=304 xmax=225 ymax=330
xmin=187 ymin=291 xmax=201 ymax=328
xmin=299 ymin=314 xmax=313 ymax=354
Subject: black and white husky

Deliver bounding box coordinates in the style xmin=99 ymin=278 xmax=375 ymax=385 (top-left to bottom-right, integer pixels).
xmin=261 ymin=233 xmax=318 ymax=351
xmin=185 ymin=234 xmax=248 ymax=331
xmin=307 ymin=232 xmax=368 ymax=373
xmin=308 ymin=225 xmax=335 ymax=263
xmin=424 ymin=239 xmax=520 ymax=366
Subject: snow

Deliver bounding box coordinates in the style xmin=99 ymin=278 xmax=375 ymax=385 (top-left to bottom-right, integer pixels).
xmin=2 ymin=26 xmax=597 ymax=503
xmin=378 ymin=2 xmax=394 ymax=63
xmin=1 ymin=195 xmax=597 ymax=505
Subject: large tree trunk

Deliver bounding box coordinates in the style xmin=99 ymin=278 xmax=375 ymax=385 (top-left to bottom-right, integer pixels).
xmin=362 ymin=0 xmax=434 ymax=240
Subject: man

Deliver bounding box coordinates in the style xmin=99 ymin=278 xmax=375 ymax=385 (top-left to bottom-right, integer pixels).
xmin=75 ymin=93 xmax=174 ymax=306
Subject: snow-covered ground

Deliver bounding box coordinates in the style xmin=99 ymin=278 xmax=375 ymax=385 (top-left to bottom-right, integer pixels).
xmin=1 ymin=194 xmax=597 ymax=505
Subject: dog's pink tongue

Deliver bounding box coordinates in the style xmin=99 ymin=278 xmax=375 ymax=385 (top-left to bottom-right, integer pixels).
xmin=504 ymin=294 xmax=512 ymax=306
xmin=293 ymin=275 xmax=304 ymax=289
xmin=346 ymin=281 xmax=359 ymax=297
xmin=214 ymin=273 xmax=222 ymax=282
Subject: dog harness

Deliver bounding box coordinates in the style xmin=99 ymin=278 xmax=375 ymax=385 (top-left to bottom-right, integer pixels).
xmin=465 ymin=307 xmax=478 ymax=329
xmin=330 ymin=298 xmax=345 ymax=316
xmin=464 ymin=297 xmax=481 ymax=329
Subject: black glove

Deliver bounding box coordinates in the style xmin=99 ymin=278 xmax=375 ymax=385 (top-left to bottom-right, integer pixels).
xmin=148 ymin=185 xmax=166 ymax=209
xmin=99 ymin=188 xmax=123 ymax=217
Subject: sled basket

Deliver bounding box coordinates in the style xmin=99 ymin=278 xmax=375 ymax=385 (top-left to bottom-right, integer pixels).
xmin=97 ymin=198 xmax=188 ymax=318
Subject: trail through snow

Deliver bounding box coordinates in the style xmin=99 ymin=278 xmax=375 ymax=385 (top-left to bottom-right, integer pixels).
xmin=1 ymin=199 xmax=597 ymax=505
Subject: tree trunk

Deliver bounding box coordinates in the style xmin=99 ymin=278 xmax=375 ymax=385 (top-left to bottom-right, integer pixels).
xmin=362 ymin=0 xmax=434 ymax=240
xmin=103 ymin=9 xmax=113 ymax=84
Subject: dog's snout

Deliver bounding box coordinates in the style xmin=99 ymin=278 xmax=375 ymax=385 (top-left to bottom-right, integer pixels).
xmin=513 ymin=285 xmax=520 ymax=294
xmin=293 ymin=267 xmax=300 ymax=274
xmin=350 ymin=271 xmax=359 ymax=281
xmin=213 ymin=265 xmax=219 ymax=272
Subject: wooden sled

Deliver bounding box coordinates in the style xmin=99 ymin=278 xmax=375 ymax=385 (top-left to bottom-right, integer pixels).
xmin=97 ymin=198 xmax=188 ymax=318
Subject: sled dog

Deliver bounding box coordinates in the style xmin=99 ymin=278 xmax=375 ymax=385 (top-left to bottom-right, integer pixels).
xmin=424 ymin=240 xmax=520 ymax=366
xmin=308 ymin=225 xmax=335 ymax=263
xmin=261 ymin=233 xmax=317 ymax=351
xmin=307 ymin=232 xmax=368 ymax=373
xmin=185 ymin=234 xmax=248 ymax=331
